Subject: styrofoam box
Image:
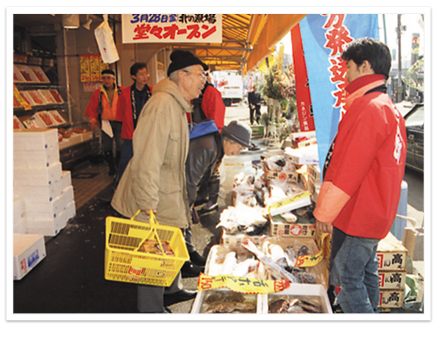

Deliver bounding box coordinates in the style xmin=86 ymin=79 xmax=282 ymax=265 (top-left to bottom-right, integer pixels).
xmin=14 ymin=179 xmax=63 ymax=203
xmin=191 ymin=288 xmax=264 ymax=314
xmin=14 ymin=128 xmax=59 ymax=151
xmin=80 ymin=131 xmax=93 ymax=142
xmin=205 ymin=244 xmax=267 ymax=279
xmin=68 ymin=134 xmax=82 ymax=146
xmin=262 ymin=284 xmax=332 ymax=314
xmin=13 ymin=233 xmax=46 ymax=280
xmin=379 ymin=271 xmax=406 ymax=290
xmin=14 ymin=197 xmax=26 ymax=222
xmin=60 ymin=171 xmax=72 ymax=190
xmin=25 ymin=215 xmax=65 ymax=236
xmin=60 ymin=185 xmax=74 ymax=207
xmin=24 ymin=196 xmax=62 ymax=219
xmin=378 ymin=289 xmax=404 ymax=308
xmin=58 ymin=138 xmax=70 ymax=150
xmin=14 ymin=162 xmax=62 ymax=186
xmin=14 ymin=216 xmax=27 ymax=234
xmin=14 ymin=146 xmax=59 ymax=169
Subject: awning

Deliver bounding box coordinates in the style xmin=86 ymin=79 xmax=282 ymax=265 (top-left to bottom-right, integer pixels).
xmin=168 ymin=14 xmax=306 ymax=73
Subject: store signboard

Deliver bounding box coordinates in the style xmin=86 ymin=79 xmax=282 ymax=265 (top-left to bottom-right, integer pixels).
xmin=299 ymin=14 xmax=379 ymax=174
xmin=121 ymin=14 xmax=222 ymax=44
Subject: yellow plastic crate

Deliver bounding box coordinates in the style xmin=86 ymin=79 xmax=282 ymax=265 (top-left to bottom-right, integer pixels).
xmin=104 ymin=211 xmax=189 ymax=287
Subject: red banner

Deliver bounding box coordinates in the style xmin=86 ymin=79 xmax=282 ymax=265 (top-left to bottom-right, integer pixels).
xmin=291 ymin=25 xmax=315 ymax=132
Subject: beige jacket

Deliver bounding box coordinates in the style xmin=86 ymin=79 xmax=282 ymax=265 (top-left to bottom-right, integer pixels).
xmin=111 ymin=78 xmax=192 ymax=228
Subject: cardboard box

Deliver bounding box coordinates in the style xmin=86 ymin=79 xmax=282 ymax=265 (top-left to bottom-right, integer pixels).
xmin=402 ymin=227 xmax=424 ymax=261
xmin=379 ymin=271 xmax=406 ymax=290
xmin=14 ymin=128 xmax=59 ymax=151
xmin=284 ymin=145 xmax=319 ymax=165
xmin=262 ymin=284 xmax=332 ymax=314
xmin=262 ymin=237 xmax=329 ymax=289
xmin=378 ymin=289 xmax=404 ymax=308
xmin=13 ymin=234 xmax=46 ymax=280
xmin=270 ymin=214 xmax=316 ymax=238
xmin=377 ymin=232 xmax=408 ymax=271
xmin=14 ymin=161 xmax=62 ymax=186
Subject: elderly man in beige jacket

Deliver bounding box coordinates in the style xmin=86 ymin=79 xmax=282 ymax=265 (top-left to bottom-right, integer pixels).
xmin=111 ymin=50 xmax=208 ymax=313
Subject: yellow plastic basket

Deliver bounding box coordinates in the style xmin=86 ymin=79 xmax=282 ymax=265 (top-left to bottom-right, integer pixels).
xmin=104 ymin=210 xmax=189 ymax=287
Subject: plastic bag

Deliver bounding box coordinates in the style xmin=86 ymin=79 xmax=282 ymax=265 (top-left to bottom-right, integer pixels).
xmin=94 ymin=16 xmax=119 ymax=64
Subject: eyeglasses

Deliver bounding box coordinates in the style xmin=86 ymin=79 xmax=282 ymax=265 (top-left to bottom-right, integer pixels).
xmin=183 ymin=70 xmax=207 ymax=81
xmin=229 ymin=140 xmax=246 ymax=152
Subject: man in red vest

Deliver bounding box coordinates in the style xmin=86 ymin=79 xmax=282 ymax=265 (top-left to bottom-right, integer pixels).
xmin=314 ymin=38 xmax=407 ymax=313
xmin=85 ymin=69 xmax=122 ymax=176
xmin=114 ymin=62 xmax=153 ymax=187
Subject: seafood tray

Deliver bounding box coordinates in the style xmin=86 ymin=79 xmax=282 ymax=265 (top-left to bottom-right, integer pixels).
xmin=262 ymin=237 xmax=329 ymax=288
xmin=205 ymin=244 xmax=267 ymax=279
xmin=191 ymin=289 xmax=263 ymax=314
xmin=262 ymin=284 xmax=332 ymax=314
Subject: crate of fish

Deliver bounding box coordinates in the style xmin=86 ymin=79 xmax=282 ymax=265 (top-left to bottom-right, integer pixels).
xmin=263 ymin=284 xmax=332 ymax=314
xmin=269 ymin=206 xmax=316 ymax=238
xmin=205 ymin=244 xmax=267 ymax=279
xmin=191 ymin=289 xmax=263 ymax=314
xmin=104 ymin=210 xmax=189 ymax=287
xmin=261 ymin=237 xmax=329 ymax=288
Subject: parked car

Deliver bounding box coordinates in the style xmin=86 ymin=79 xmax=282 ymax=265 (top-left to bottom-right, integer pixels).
xmin=403 ymin=103 xmax=424 ymax=173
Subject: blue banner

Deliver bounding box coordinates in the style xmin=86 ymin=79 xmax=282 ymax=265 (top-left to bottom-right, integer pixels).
xmin=299 ymin=14 xmax=379 ymax=176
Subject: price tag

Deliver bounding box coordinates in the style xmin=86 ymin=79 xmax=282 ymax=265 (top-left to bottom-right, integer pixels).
xmin=197 ymin=273 xmax=290 ymax=295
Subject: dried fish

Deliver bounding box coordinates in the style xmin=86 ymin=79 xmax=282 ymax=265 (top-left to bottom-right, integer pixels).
xmin=269 ymin=299 xmax=290 ymax=313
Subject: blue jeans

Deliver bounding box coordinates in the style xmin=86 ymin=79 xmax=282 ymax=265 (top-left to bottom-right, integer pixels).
xmin=330 ymin=227 xmax=380 ymax=313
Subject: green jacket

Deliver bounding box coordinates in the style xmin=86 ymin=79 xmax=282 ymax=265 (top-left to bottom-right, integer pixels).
xmin=111 ymin=78 xmax=192 ymax=228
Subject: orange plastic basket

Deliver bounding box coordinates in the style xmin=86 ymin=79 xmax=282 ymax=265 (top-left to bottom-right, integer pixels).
xmin=104 ymin=210 xmax=189 ymax=287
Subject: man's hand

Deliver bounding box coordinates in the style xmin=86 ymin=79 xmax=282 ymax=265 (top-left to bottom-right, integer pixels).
xmin=316 ymin=220 xmax=333 ymax=234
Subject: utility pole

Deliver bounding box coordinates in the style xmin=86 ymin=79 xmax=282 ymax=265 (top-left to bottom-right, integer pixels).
xmin=397 ymin=14 xmax=403 ymax=103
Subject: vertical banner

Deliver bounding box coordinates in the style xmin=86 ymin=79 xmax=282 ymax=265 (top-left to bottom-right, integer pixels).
xmin=291 ymin=24 xmax=315 ymax=132
xmin=299 ymin=14 xmax=379 ymax=175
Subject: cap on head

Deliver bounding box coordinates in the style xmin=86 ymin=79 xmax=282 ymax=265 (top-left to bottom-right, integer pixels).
xmin=167 ymin=50 xmax=208 ymax=76
xmin=222 ymin=120 xmax=252 ymax=148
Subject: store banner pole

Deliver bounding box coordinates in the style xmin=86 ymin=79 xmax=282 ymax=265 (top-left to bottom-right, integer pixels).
xmin=291 ymin=24 xmax=315 ymax=133
xmin=299 ymin=14 xmax=379 ymax=176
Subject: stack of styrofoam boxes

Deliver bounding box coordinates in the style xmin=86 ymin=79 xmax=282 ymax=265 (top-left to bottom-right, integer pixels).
xmin=376 ymin=232 xmax=408 ymax=309
xmin=14 ymin=128 xmax=76 ymax=237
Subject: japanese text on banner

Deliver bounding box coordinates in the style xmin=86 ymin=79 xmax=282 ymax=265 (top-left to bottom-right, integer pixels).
xmin=197 ymin=273 xmax=290 ymax=295
xmin=122 ymin=14 xmax=222 ymax=43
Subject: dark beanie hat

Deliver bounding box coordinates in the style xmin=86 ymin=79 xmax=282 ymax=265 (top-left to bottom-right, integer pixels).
xmin=101 ymin=69 xmax=115 ymax=77
xmin=167 ymin=50 xmax=208 ymax=76
xmin=222 ymin=120 xmax=252 ymax=148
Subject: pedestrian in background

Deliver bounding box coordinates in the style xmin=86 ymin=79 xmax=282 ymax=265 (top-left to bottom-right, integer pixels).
xmin=314 ymin=38 xmax=407 ymax=313
xmin=114 ymin=62 xmax=153 ymax=187
xmin=85 ymin=69 xmax=122 ymax=176
xmin=248 ymin=84 xmax=261 ymax=125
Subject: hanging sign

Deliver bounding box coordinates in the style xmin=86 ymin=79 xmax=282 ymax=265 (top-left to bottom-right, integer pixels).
xmin=299 ymin=14 xmax=379 ymax=175
xmin=80 ymin=55 xmax=109 ymax=83
xmin=122 ymin=14 xmax=222 ymax=44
